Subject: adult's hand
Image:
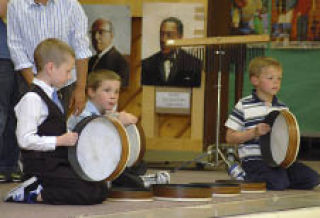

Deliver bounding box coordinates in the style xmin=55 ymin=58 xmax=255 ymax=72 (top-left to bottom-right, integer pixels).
xmin=21 ymin=68 xmax=35 ymax=86
xmin=70 ymin=58 xmax=88 ymax=115
xmin=69 ymin=85 xmax=86 ymax=116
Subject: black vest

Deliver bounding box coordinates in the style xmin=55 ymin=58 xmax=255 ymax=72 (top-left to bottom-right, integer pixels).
xmin=21 ymin=85 xmax=70 ymax=178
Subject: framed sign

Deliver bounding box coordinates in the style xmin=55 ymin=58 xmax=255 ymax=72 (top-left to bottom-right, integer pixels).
xmin=155 ymin=87 xmax=191 ymax=114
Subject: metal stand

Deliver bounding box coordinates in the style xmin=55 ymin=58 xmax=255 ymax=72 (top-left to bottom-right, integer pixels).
xmin=172 ymin=45 xmax=229 ymax=172
xmin=211 ymin=46 xmax=225 ymax=167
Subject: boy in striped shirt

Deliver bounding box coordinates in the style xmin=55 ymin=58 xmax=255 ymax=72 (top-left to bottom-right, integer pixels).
xmin=225 ymin=56 xmax=319 ymax=190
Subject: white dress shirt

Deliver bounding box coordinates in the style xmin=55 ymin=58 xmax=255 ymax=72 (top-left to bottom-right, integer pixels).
xmin=7 ymin=0 xmax=91 ymax=85
xmin=15 ymin=78 xmax=57 ymax=151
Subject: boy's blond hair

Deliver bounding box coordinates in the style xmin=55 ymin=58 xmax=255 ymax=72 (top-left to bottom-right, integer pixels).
xmin=249 ymin=56 xmax=282 ymax=78
xmin=34 ymin=38 xmax=75 ymax=72
xmin=87 ymin=70 xmax=121 ymax=91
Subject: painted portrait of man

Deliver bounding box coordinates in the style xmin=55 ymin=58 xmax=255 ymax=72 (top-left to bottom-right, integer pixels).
xmin=83 ymin=5 xmax=131 ymax=87
xmin=141 ymin=3 xmax=204 ymax=87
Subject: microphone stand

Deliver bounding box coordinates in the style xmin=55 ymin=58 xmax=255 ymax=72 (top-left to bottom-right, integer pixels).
xmin=172 ymin=45 xmax=228 ymax=172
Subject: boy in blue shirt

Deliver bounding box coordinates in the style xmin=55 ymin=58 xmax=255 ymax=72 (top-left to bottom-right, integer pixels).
xmin=0 ymin=0 xmax=22 ymax=182
xmin=68 ymin=70 xmax=170 ymax=188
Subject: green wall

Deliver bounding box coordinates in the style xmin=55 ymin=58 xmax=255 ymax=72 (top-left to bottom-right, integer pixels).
xmin=228 ymin=49 xmax=320 ymax=134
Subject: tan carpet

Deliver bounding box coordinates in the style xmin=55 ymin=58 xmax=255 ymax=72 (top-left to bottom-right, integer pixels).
xmin=0 ymin=162 xmax=319 ymax=218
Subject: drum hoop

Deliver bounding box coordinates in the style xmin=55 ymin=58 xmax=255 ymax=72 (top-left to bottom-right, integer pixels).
xmin=68 ymin=115 xmax=129 ymax=181
xmin=106 ymin=116 xmax=130 ymax=181
xmin=191 ymin=183 xmax=241 ymax=194
xmin=126 ymin=124 xmax=141 ymax=168
xmin=152 ymin=184 xmax=212 ymax=199
xmin=215 ymin=180 xmax=266 ymax=192
xmin=154 ymin=197 xmax=212 ymax=202
xmin=135 ymin=122 xmax=146 ymax=165
xmin=279 ymin=110 xmax=300 ymax=168
xmin=108 ymin=189 xmax=153 ymax=199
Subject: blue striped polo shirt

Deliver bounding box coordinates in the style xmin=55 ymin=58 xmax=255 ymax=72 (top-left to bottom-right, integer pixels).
xmin=225 ymin=90 xmax=287 ymax=162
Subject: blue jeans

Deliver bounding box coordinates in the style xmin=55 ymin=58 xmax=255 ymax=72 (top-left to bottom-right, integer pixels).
xmin=0 ymin=59 xmax=20 ymax=173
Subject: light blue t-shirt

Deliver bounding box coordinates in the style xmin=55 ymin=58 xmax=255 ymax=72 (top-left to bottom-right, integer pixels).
xmin=67 ymin=100 xmax=101 ymax=131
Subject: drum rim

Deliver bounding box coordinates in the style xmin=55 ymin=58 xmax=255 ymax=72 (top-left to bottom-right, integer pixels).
xmin=152 ymin=184 xmax=212 ymax=199
xmin=108 ymin=188 xmax=153 ymax=199
xmin=190 ymin=182 xmax=241 ymax=188
xmin=126 ymin=124 xmax=141 ymax=167
xmin=280 ymin=110 xmax=300 ymax=168
xmin=135 ymin=122 xmax=146 ymax=165
xmin=214 ymin=180 xmax=266 ymax=192
xmin=190 ymin=183 xmax=241 ymax=194
xmin=260 ymin=109 xmax=300 ymax=168
xmin=106 ymin=116 xmax=130 ymax=181
xmin=68 ymin=115 xmax=129 ymax=181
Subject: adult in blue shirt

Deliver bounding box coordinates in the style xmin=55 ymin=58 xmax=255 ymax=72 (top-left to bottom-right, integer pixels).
xmin=0 ymin=0 xmax=21 ymax=182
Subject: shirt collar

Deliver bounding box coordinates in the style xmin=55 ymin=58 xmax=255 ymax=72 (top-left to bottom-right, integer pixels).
xmin=85 ymin=100 xmax=101 ymax=115
xmin=98 ymin=42 xmax=114 ymax=59
xmin=33 ymin=78 xmax=55 ymax=99
xmin=251 ymin=89 xmax=279 ymax=106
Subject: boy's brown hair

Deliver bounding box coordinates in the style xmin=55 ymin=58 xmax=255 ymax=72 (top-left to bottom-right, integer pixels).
xmin=34 ymin=38 xmax=75 ymax=72
xmin=87 ymin=70 xmax=121 ymax=91
xmin=249 ymin=56 xmax=282 ymax=78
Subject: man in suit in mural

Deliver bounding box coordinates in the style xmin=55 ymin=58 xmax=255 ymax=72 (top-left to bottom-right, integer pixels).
xmin=89 ymin=18 xmax=129 ymax=87
xmin=141 ymin=17 xmax=202 ymax=87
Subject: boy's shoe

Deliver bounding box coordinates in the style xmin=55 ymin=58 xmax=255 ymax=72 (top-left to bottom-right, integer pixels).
xmin=140 ymin=171 xmax=171 ymax=188
xmin=0 ymin=173 xmax=8 ymax=183
xmin=10 ymin=172 xmax=23 ymax=182
xmin=4 ymin=177 xmax=41 ymax=203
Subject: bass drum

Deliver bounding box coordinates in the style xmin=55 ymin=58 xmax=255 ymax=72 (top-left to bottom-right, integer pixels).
xmin=68 ymin=116 xmax=129 ymax=182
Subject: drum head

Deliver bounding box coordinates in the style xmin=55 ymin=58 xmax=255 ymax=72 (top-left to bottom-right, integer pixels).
xmin=126 ymin=124 xmax=141 ymax=167
xmin=69 ymin=116 xmax=128 ymax=181
xmin=270 ymin=113 xmax=288 ymax=165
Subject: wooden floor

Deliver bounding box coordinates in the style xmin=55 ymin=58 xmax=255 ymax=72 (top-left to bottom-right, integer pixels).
xmin=0 ymin=161 xmax=320 ymax=218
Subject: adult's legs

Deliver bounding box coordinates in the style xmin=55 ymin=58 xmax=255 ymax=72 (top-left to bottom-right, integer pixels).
xmin=0 ymin=60 xmax=20 ymax=177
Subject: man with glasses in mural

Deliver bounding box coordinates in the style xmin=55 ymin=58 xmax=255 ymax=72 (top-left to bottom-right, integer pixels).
xmin=89 ymin=18 xmax=129 ymax=87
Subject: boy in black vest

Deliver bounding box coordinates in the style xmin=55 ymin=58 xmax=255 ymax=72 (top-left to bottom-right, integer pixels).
xmin=4 ymin=38 xmax=108 ymax=205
